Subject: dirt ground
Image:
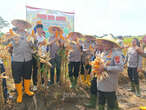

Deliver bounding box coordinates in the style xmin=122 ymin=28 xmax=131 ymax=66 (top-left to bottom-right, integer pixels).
xmin=1 ymin=72 xmax=146 ymax=110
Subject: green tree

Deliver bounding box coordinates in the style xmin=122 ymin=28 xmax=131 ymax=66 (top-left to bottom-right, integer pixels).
xmin=0 ymin=16 xmax=9 ymax=32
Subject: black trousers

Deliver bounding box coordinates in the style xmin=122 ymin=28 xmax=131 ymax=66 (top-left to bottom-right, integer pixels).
xmin=98 ymin=91 xmax=117 ymax=109
xmin=68 ymin=62 xmax=80 ymax=78
xmin=50 ymin=56 xmax=61 ymax=83
xmin=80 ymin=63 xmax=91 ymax=75
xmin=12 ymin=60 xmax=32 ymax=84
xmin=128 ymin=67 xmax=139 ymax=85
xmin=90 ymin=77 xmax=97 ymax=95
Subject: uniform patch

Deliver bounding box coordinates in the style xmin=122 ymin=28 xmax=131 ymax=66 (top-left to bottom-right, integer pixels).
xmin=115 ymin=56 xmax=120 ymax=64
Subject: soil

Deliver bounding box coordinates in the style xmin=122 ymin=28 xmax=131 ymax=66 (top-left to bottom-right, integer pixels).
xmin=1 ymin=72 xmax=146 ymax=110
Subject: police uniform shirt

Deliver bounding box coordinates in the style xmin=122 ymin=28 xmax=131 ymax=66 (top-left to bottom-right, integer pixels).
xmin=97 ymin=49 xmax=124 ymax=92
xmin=124 ymin=47 xmax=142 ymax=68
xmin=3 ymin=32 xmax=34 ymax=62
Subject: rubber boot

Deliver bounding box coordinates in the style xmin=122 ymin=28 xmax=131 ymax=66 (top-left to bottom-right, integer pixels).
xmin=85 ymin=94 xmax=97 ymax=108
xmin=69 ymin=76 xmax=75 ymax=88
xmin=86 ymin=75 xmax=91 ymax=86
xmin=98 ymin=105 xmax=105 ymax=110
xmin=15 ymin=83 xmax=23 ymax=103
xmin=74 ymin=77 xmax=77 ymax=88
xmin=24 ymin=79 xmax=34 ymax=96
xmin=80 ymin=75 xmax=85 ymax=83
xmin=135 ymin=84 xmax=141 ymax=97
xmin=131 ymin=82 xmax=136 ymax=92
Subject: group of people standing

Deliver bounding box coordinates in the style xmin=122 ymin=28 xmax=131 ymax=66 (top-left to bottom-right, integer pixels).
xmin=0 ymin=19 xmax=146 ymax=110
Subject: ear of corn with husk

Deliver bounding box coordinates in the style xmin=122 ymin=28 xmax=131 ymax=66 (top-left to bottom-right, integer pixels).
xmin=90 ymin=56 xmax=109 ymax=80
xmin=0 ymin=29 xmax=20 ymax=44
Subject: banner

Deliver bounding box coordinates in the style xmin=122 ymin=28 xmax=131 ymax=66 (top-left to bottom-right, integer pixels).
xmin=26 ymin=6 xmax=75 ymax=37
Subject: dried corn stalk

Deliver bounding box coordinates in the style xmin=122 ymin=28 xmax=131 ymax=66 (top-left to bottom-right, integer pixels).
xmin=58 ymin=44 xmax=70 ymax=85
xmin=34 ymin=48 xmax=52 ymax=91
xmin=0 ymin=47 xmax=5 ymax=109
xmin=0 ymin=78 xmax=4 ymax=109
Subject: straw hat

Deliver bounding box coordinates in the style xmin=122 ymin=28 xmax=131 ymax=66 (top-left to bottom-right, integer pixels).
xmin=36 ymin=20 xmax=42 ymax=24
xmin=96 ymin=34 xmax=120 ymax=48
xmin=11 ymin=19 xmax=32 ymax=29
xmin=67 ymin=32 xmax=83 ymax=38
xmin=48 ymin=26 xmax=63 ymax=34
xmin=84 ymin=35 xmax=96 ymax=41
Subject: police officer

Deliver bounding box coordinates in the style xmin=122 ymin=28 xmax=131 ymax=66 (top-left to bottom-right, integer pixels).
xmin=2 ymin=19 xmax=36 ymax=103
xmin=124 ymin=38 xmax=142 ymax=97
xmin=96 ymin=35 xmax=124 ymax=110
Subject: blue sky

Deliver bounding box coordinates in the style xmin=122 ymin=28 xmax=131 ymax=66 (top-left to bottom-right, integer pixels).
xmin=0 ymin=0 xmax=146 ymax=36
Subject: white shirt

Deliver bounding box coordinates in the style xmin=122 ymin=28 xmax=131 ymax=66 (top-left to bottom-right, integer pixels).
xmin=37 ymin=35 xmax=47 ymax=54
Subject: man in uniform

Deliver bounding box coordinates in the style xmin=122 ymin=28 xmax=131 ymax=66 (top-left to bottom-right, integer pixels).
xmin=97 ymin=35 xmax=124 ymax=110
xmin=1 ymin=19 xmax=36 ymax=103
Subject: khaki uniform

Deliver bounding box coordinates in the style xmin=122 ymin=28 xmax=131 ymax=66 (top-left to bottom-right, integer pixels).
xmin=97 ymin=49 xmax=124 ymax=110
xmin=97 ymin=49 xmax=124 ymax=92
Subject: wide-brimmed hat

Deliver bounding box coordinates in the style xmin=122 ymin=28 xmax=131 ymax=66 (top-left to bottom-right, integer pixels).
xmin=84 ymin=35 xmax=96 ymax=41
xmin=48 ymin=26 xmax=63 ymax=34
xmin=96 ymin=34 xmax=120 ymax=48
xmin=36 ymin=20 xmax=42 ymax=24
xmin=11 ymin=19 xmax=32 ymax=29
xmin=67 ymin=32 xmax=83 ymax=38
